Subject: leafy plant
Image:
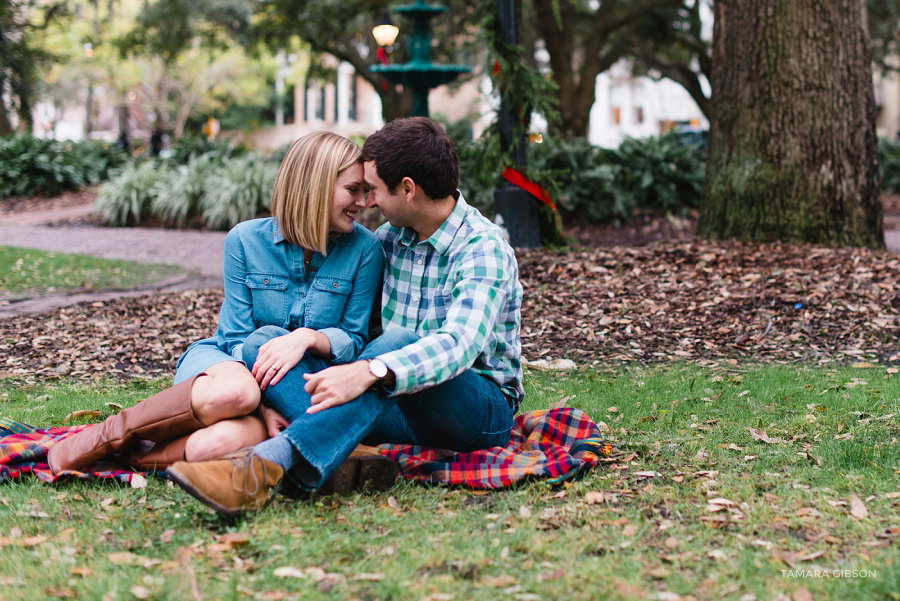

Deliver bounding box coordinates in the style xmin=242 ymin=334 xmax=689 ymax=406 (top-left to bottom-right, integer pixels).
xmin=611 ymin=133 xmax=705 ymax=215
xmin=151 ymin=156 xmax=213 ymax=226
xmin=95 ymin=160 xmax=166 ymax=226
xmin=166 ymin=136 xmax=248 ymax=166
xmin=880 ymin=137 xmax=900 ymax=194
xmin=200 ymin=155 xmax=277 ymax=230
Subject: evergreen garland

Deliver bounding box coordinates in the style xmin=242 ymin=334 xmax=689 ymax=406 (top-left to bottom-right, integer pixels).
xmin=473 ymin=0 xmax=570 ymax=247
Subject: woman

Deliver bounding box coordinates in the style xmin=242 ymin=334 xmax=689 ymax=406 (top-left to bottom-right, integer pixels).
xmin=48 ymin=132 xmax=383 ymax=474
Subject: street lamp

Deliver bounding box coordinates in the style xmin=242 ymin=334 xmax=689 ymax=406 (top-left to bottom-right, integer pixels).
xmin=372 ymin=13 xmax=400 ymax=48
xmin=492 ymin=0 xmax=540 ymax=248
xmin=370 ymin=0 xmax=470 ymax=117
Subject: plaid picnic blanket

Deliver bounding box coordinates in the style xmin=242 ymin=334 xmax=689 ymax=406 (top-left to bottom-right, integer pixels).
xmin=0 ymin=408 xmax=611 ymax=489
xmin=0 ymin=417 xmax=141 ymax=485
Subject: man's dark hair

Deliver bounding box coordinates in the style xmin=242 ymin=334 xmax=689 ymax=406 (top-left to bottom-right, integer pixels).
xmin=361 ymin=117 xmax=459 ymax=200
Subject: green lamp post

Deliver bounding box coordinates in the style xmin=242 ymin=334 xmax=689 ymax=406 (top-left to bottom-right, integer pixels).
xmin=371 ymin=0 xmax=470 ymax=117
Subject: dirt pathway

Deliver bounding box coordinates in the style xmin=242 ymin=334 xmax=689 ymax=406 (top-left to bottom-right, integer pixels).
xmin=0 ymin=201 xmax=226 ymax=316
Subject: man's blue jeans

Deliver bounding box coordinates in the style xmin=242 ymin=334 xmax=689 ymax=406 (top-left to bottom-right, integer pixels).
xmin=243 ymin=326 xmax=515 ymax=489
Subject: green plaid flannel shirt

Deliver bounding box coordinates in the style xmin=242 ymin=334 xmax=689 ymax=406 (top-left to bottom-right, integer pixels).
xmin=375 ymin=194 xmax=524 ymax=410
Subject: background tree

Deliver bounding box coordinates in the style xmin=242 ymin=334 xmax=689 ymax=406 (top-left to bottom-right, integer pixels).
xmin=529 ymin=0 xmax=684 ymax=136
xmin=699 ymin=0 xmax=883 ymax=248
xmin=0 ymin=0 xmax=68 ymax=133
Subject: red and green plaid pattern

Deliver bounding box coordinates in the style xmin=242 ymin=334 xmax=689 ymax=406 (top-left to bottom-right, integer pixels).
xmin=0 ymin=408 xmax=611 ymax=490
xmin=376 ymin=408 xmax=613 ymax=488
xmin=0 ymin=417 xmax=140 ymax=484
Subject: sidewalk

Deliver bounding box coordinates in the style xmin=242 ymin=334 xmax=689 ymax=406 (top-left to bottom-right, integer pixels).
xmin=0 ymin=203 xmax=226 ymax=316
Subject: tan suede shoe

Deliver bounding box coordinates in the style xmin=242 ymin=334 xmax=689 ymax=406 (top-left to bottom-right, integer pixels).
xmin=166 ymin=448 xmax=284 ymax=516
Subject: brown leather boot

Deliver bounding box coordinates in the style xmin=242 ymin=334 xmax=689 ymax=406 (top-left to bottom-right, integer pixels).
xmin=117 ymin=434 xmax=191 ymax=472
xmin=318 ymin=445 xmax=399 ymax=495
xmin=48 ymin=375 xmax=206 ymax=474
xmin=167 ymin=448 xmax=284 ymax=516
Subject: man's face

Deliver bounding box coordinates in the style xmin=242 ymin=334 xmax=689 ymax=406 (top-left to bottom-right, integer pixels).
xmin=364 ymin=161 xmax=411 ymax=228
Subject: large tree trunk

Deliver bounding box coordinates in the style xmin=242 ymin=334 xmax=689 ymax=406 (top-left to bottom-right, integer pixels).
xmin=699 ymin=0 xmax=883 ymax=248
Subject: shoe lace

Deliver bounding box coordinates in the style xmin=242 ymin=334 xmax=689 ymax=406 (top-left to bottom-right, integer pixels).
xmin=230 ymin=449 xmax=264 ymax=497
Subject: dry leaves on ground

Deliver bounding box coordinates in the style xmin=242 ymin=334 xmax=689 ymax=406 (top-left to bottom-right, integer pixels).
xmin=2 ymin=239 xmax=900 ymax=382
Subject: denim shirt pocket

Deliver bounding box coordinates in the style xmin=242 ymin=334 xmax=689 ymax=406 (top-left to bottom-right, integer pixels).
xmin=305 ymin=275 xmax=352 ymax=328
xmin=246 ymin=273 xmax=289 ymax=326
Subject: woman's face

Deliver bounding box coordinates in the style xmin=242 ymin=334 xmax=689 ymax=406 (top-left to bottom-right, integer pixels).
xmin=328 ymin=163 xmax=367 ymax=233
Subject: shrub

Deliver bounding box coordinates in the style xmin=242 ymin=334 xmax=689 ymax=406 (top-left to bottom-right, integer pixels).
xmin=167 ymin=137 xmax=248 ymax=166
xmin=455 ymin=132 xmax=707 ymax=225
xmin=151 ymin=156 xmax=213 ymax=226
xmin=95 ymin=161 xmax=166 ymax=226
xmin=200 ymin=156 xmax=277 ymax=230
xmin=880 ymin=138 xmax=900 ymax=194
xmin=611 ymin=134 xmax=705 ymax=215
xmin=0 ymin=135 xmax=128 ymax=198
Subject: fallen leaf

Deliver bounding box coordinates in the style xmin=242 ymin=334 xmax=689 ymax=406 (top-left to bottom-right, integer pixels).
xmin=63 ymin=410 xmax=100 ymax=422
xmin=850 ymin=494 xmax=869 ymax=519
xmin=607 ymin=406 xmax=618 ymax=413
xmin=664 ymin=536 xmax=679 ymax=549
xmin=518 ymin=505 xmax=532 ymax=518
xmin=351 ymin=573 xmax=384 ymax=581
xmin=130 ymin=474 xmax=147 ymax=489
xmin=70 ymin=567 xmax=93 ymax=577
xmin=273 ymin=567 xmax=305 ymax=579
xmin=614 ymin=580 xmax=645 ymax=598
xmin=217 ymin=533 xmax=251 ymax=547
xmin=707 ymin=498 xmax=736 ymax=506
xmin=537 ymin=568 xmax=565 ymax=582
xmin=793 ymin=586 xmax=814 ymax=601
xmin=885 ymin=492 xmax=900 ymax=499
xmin=387 ymin=496 xmax=400 ymax=509
xmin=159 ymin=529 xmax=175 ymax=543
xmin=622 ymin=523 xmax=636 ymax=537
xmin=585 ymin=492 xmax=606 ymax=505
xmin=748 ymin=428 xmax=784 ymax=444
xmin=45 ymin=586 xmax=77 ymax=599
xmin=796 ymin=508 xmax=823 ymax=518
xmin=108 ymin=552 xmax=137 ymax=565
xmin=130 ymin=585 xmax=150 ymax=600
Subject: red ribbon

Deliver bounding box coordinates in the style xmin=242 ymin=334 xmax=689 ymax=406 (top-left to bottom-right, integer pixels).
xmin=502 ymin=166 xmax=556 ymax=211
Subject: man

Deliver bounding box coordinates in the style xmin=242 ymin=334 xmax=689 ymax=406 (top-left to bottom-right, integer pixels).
xmin=167 ymin=117 xmax=524 ymax=515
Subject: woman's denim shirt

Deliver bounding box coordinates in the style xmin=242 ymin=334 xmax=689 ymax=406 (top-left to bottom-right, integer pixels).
xmin=186 ymin=218 xmax=383 ymax=364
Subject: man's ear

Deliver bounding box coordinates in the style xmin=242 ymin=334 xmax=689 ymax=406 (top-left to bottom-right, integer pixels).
xmin=401 ymin=177 xmax=416 ymax=203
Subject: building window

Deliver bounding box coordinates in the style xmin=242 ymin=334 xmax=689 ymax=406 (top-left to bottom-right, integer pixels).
xmin=611 ymin=107 xmax=621 ymax=125
xmin=634 ymin=107 xmax=644 ymax=124
xmin=348 ymin=75 xmax=358 ymax=121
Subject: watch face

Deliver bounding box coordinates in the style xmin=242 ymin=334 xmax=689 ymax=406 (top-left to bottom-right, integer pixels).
xmin=370 ymin=360 xmax=388 ymax=379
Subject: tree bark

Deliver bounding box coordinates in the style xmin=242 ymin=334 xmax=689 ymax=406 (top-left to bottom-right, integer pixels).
xmin=699 ymin=0 xmax=883 ymax=248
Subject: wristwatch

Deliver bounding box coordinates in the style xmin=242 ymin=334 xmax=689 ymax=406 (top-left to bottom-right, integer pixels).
xmin=368 ymin=359 xmax=389 ymax=384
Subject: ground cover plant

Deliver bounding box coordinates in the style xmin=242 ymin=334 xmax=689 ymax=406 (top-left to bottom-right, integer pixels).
xmin=0 ymin=247 xmax=185 ymax=302
xmin=0 ymin=364 xmax=895 ymax=600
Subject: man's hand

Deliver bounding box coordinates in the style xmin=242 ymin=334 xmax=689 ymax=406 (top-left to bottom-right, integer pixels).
xmin=303 ymin=361 xmax=377 ymax=414
xmin=252 ymin=329 xmax=315 ymax=390
xmin=258 ymin=404 xmax=289 ymax=438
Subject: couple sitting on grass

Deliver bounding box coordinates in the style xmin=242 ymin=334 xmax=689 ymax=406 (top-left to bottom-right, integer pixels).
xmin=48 ymin=117 xmax=525 ymax=516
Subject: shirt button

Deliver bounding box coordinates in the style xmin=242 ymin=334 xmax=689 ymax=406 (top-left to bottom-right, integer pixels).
xmin=263 ymin=279 xmax=269 ymax=285
xmin=301 ymin=293 xmax=305 ymax=298
xmin=416 ymin=260 xmax=423 ymax=265
xmin=333 ymin=282 xmax=338 ymax=288
xmin=412 ymin=296 xmax=419 ymax=302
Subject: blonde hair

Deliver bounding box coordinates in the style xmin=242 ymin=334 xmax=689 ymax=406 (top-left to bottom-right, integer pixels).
xmin=270 ymin=132 xmax=361 ymax=253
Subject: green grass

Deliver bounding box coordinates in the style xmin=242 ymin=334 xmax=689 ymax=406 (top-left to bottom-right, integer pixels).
xmin=0 ymin=364 xmax=897 ymax=600
xmin=0 ymin=246 xmax=185 ymax=299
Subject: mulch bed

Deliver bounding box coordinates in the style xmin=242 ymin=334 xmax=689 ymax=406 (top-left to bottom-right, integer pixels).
xmin=2 ymin=237 xmax=898 ymax=383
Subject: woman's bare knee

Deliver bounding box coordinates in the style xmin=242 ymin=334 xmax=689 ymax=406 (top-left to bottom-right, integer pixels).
xmin=184 ymin=417 xmax=268 ymax=462
xmin=190 ymin=362 xmax=261 ymax=423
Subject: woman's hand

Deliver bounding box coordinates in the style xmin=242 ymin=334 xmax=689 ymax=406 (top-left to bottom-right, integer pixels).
xmin=258 ymin=403 xmax=289 ymax=438
xmin=252 ymin=328 xmax=316 ymax=390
